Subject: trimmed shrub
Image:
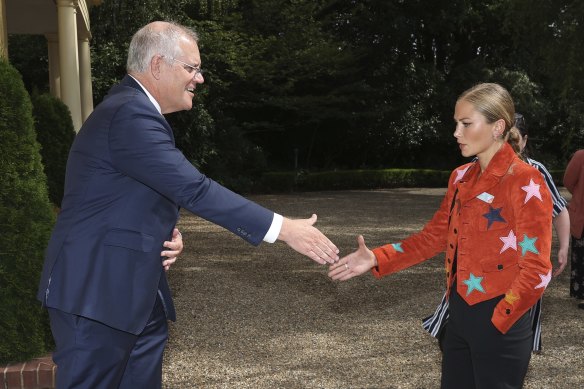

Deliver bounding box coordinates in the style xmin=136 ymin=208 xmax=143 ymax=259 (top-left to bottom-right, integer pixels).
xmin=257 ymin=171 xmax=298 ymax=192
xmin=0 ymin=60 xmax=55 ymax=364
xmin=31 ymin=92 xmax=75 ymax=207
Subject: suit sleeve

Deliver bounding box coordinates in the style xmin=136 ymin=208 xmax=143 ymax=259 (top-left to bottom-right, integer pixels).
xmin=108 ymin=101 xmax=273 ymax=246
xmin=491 ymin=169 xmax=553 ymax=334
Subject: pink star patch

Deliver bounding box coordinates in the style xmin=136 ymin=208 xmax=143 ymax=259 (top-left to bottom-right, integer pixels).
xmin=521 ymin=179 xmax=542 ymax=204
xmin=535 ymin=270 xmax=552 ymax=289
xmin=499 ymin=230 xmax=517 ymax=253
xmin=453 ymin=166 xmax=470 ymax=185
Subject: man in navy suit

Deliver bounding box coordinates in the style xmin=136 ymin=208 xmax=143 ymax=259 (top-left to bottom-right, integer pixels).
xmin=37 ymin=21 xmax=339 ymax=388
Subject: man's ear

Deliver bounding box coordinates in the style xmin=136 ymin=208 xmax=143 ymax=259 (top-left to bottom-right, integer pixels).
xmin=151 ymin=55 xmax=163 ymax=80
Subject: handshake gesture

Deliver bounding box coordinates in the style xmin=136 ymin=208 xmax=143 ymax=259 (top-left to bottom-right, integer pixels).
xmin=280 ymin=215 xmax=377 ymax=281
xmin=278 ymin=216 xmax=379 ymax=279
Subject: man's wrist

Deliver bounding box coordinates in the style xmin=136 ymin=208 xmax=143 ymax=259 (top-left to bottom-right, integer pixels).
xmin=263 ymin=213 xmax=283 ymax=243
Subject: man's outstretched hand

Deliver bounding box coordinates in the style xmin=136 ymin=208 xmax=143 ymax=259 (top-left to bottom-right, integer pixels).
xmin=278 ymin=214 xmax=339 ymax=264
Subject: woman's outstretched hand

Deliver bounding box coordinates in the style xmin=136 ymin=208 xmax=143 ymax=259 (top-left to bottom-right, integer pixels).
xmin=328 ymin=235 xmax=377 ymax=281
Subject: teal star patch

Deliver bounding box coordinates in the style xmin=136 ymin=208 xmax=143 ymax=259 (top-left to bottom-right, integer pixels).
xmin=392 ymin=243 xmax=404 ymax=253
xmin=463 ymin=273 xmax=486 ymax=296
xmin=518 ymin=234 xmax=539 ymax=256
xmin=482 ymin=206 xmax=506 ymax=229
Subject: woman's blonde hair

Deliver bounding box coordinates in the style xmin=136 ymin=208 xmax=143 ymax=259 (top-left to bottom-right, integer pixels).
xmin=457 ymin=83 xmax=522 ymax=155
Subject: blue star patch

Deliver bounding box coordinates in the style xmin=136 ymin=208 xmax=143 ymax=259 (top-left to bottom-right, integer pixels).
xmin=518 ymin=234 xmax=539 ymax=256
xmin=482 ymin=206 xmax=506 ymax=229
xmin=391 ymin=243 xmax=404 ymax=253
xmin=463 ymin=273 xmax=486 ymax=296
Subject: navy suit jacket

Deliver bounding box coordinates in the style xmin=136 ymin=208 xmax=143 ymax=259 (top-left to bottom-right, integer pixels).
xmin=37 ymin=76 xmax=274 ymax=334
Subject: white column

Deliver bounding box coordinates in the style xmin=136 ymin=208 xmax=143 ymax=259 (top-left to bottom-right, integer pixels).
xmin=45 ymin=33 xmax=61 ymax=98
xmin=57 ymin=0 xmax=83 ymax=132
xmin=0 ymin=0 xmax=7 ymax=59
xmin=78 ymin=36 xmax=93 ymax=122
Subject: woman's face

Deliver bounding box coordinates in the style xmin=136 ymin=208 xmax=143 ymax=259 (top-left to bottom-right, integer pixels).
xmin=453 ymin=99 xmax=503 ymax=159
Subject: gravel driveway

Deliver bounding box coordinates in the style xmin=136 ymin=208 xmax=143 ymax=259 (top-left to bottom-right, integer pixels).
xmin=163 ymin=188 xmax=584 ymax=388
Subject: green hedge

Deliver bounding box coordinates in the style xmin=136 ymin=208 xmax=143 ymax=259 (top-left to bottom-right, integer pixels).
xmin=257 ymin=169 xmax=452 ymax=192
xmin=0 ymin=60 xmax=55 ymax=364
xmin=257 ymin=168 xmax=568 ymax=193
xmin=32 ymin=92 xmax=75 ymax=207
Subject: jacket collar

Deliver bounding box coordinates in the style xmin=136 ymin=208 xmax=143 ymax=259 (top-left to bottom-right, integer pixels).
xmin=116 ymin=75 xmax=175 ymax=143
xmin=120 ymin=74 xmax=146 ymax=94
xmin=458 ymin=143 xmax=518 ymax=204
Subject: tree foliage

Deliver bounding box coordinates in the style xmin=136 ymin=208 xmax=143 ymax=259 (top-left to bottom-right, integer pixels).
xmin=11 ymin=0 xmax=583 ymax=191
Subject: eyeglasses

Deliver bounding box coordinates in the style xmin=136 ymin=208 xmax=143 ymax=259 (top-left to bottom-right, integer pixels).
xmin=164 ymin=56 xmax=203 ymax=78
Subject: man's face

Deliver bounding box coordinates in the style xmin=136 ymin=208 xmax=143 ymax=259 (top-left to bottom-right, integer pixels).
xmin=158 ymin=37 xmax=204 ymax=114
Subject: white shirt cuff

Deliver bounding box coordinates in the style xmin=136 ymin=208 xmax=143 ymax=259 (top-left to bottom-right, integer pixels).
xmin=263 ymin=213 xmax=283 ymax=243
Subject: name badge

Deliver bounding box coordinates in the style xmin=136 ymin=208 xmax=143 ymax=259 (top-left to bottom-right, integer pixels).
xmin=477 ymin=192 xmax=494 ymax=204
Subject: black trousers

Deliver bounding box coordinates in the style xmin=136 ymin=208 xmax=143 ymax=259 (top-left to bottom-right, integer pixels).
xmin=570 ymin=234 xmax=584 ymax=299
xmin=441 ymin=283 xmax=532 ymax=389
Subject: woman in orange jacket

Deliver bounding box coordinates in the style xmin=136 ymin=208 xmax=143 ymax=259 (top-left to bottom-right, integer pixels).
xmin=329 ymin=83 xmax=553 ymax=389
xmin=422 ymin=112 xmax=570 ymax=353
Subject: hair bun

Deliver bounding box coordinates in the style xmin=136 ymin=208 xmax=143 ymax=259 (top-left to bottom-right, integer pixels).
xmin=506 ymin=126 xmax=523 ymax=155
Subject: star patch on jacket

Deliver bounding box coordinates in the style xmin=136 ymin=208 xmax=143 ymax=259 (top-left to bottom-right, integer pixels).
xmin=463 ymin=273 xmax=486 ymax=296
xmin=535 ymin=270 xmax=552 ymax=289
xmin=521 ymin=179 xmax=543 ymax=203
xmin=499 ymin=229 xmax=517 ymax=253
xmin=453 ymin=166 xmax=470 ymax=185
xmin=391 ymin=242 xmax=404 ymax=253
xmin=483 ymin=206 xmax=506 ymax=229
xmin=518 ymin=234 xmax=539 ymax=256
xmin=504 ymin=290 xmax=520 ymax=304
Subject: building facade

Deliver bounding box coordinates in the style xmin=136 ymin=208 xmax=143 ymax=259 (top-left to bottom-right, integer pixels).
xmin=1 ymin=0 xmax=102 ymax=131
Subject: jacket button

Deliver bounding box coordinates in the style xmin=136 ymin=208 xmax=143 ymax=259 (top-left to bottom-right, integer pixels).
xmin=497 ymin=264 xmax=504 ymax=270
xmin=447 ymin=258 xmax=451 ymax=263
xmin=505 ymin=309 xmax=511 ymax=315
xmin=454 ymin=228 xmax=458 ymax=234
xmin=449 ymin=243 xmax=454 ymax=249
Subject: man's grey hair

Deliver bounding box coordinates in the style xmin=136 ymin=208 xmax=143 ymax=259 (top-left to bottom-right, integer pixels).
xmin=126 ymin=21 xmax=199 ymax=73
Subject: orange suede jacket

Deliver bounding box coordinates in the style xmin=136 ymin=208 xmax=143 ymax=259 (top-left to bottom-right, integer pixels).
xmin=372 ymin=143 xmax=552 ymax=334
